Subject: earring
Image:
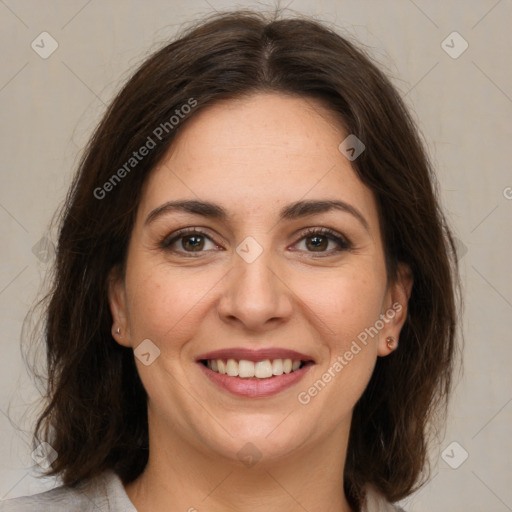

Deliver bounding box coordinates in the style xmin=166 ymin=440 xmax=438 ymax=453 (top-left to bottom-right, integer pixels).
xmin=115 ymin=327 xmax=120 ymax=335
xmin=386 ymin=336 xmax=398 ymax=350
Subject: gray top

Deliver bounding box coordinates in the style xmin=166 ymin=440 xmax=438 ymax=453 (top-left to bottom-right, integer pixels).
xmin=0 ymin=471 xmax=136 ymax=512
xmin=0 ymin=470 xmax=405 ymax=511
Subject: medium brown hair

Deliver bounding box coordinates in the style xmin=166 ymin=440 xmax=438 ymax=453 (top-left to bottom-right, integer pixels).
xmin=23 ymin=8 xmax=461 ymax=510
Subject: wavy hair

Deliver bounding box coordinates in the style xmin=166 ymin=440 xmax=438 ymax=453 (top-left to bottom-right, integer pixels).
xmin=22 ymin=8 xmax=462 ymax=511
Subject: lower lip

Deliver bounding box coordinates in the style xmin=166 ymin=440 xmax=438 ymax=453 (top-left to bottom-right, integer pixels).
xmin=197 ymin=362 xmax=314 ymax=398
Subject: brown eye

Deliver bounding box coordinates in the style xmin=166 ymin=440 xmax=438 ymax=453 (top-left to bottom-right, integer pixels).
xmin=294 ymin=228 xmax=351 ymax=254
xmin=160 ymin=228 xmax=219 ymax=256
xmin=181 ymin=234 xmax=206 ymax=251
xmin=305 ymin=234 xmax=329 ymax=252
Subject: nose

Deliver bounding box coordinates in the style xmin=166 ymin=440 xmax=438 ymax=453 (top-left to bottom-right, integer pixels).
xmin=216 ymin=246 xmax=293 ymax=332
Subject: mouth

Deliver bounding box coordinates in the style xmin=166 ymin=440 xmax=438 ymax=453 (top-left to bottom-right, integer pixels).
xmin=195 ymin=348 xmax=316 ymax=398
xmin=199 ymin=358 xmax=314 ymax=379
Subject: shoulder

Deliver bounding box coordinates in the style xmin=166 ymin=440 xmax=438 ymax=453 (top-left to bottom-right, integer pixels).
xmin=0 ymin=482 xmax=92 ymax=511
xmin=363 ymin=484 xmax=407 ymax=512
xmin=0 ymin=470 xmax=137 ymax=512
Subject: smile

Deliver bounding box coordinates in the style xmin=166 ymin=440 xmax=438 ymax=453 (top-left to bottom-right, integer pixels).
xmin=201 ymin=358 xmax=307 ymax=378
xmin=195 ymin=347 xmax=316 ymax=397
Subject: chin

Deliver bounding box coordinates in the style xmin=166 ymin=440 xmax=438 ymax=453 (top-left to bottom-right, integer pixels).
xmin=200 ymin=417 xmax=313 ymax=464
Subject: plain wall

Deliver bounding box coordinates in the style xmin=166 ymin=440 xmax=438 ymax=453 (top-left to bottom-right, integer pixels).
xmin=1 ymin=1 xmax=511 ymax=510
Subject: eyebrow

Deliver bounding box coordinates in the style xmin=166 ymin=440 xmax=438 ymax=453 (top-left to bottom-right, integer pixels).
xmin=144 ymin=199 xmax=370 ymax=233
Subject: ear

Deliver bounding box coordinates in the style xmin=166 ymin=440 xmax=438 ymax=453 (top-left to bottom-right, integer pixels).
xmin=107 ymin=265 xmax=132 ymax=348
xmin=377 ymin=262 xmax=414 ymax=357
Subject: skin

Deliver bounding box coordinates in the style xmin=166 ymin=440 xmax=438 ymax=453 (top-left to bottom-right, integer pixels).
xmin=108 ymin=92 xmax=413 ymax=512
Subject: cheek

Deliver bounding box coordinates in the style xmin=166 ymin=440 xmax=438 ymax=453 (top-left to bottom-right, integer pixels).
xmin=295 ymin=268 xmax=384 ymax=421
xmin=299 ymin=263 xmax=386 ymax=345
xmin=124 ymin=257 xmax=219 ymax=345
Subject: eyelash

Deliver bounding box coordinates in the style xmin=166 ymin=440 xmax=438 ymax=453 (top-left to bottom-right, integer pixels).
xmin=158 ymin=227 xmax=352 ymax=257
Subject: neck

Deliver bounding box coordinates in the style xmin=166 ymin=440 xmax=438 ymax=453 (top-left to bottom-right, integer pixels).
xmin=125 ymin=410 xmax=354 ymax=512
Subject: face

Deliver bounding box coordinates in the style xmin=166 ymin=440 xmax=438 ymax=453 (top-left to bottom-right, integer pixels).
xmin=109 ymin=92 xmax=412 ymax=465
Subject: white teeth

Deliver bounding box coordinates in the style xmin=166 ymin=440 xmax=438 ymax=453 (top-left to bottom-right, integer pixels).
xmin=272 ymin=359 xmax=283 ymax=375
xmin=255 ymin=360 xmax=273 ymax=378
xmin=206 ymin=358 xmax=305 ymax=379
xmin=238 ymin=360 xmax=255 ymax=378
xmin=226 ymin=359 xmax=239 ymax=377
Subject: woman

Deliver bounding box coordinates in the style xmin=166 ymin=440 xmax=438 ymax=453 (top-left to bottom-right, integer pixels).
xmin=1 ymin=8 xmax=461 ymax=512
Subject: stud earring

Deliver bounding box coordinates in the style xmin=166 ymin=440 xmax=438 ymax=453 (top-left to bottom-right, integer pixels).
xmin=115 ymin=327 xmax=120 ymax=335
xmin=386 ymin=336 xmax=398 ymax=350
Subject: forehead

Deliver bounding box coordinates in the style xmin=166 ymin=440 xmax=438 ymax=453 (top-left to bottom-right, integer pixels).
xmin=138 ymin=93 xmax=377 ymax=225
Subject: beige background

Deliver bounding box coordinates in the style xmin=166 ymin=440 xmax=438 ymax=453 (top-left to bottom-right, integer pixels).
xmin=1 ymin=1 xmax=511 ymax=510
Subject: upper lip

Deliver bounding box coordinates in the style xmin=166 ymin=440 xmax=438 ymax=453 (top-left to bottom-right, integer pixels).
xmin=196 ymin=348 xmax=315 ymax=363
